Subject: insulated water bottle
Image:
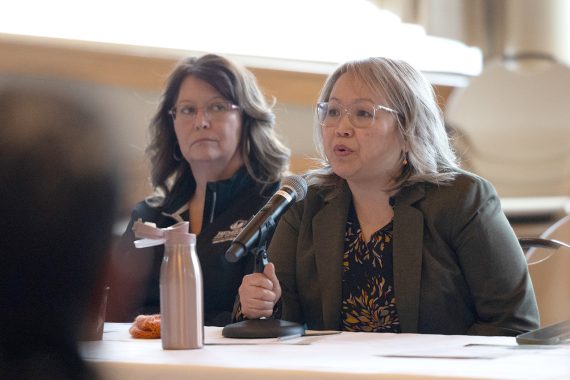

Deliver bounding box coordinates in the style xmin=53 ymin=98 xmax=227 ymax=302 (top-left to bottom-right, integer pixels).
xmin=133 ymin=220 xmax=204 ymax=349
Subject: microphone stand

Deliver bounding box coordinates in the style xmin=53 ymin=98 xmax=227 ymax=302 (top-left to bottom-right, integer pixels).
xmin=222 ymin=237 xmax=305 ymax=338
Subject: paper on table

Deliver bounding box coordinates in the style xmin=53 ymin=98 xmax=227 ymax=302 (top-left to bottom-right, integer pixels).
xmin=379 ymin=343 xmax=564 ymax=360
xmin=304 ymin=330 xmax=342 ymax=336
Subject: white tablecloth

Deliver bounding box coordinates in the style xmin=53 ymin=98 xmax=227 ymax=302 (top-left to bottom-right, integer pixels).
xmin=80 ymin=323 xmax=570 ymax=380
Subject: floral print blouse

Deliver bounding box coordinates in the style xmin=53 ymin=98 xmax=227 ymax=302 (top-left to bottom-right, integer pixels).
xmin=340 ymin=204 xmax=401 ymax=332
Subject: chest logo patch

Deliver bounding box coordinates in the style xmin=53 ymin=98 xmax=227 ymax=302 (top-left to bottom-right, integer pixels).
xmin=212 ymin=219 xmax=248 ymax=244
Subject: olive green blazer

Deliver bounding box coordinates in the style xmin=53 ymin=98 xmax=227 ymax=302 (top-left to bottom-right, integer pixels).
xmin=269 ymin=171 xmax=539 ymax=336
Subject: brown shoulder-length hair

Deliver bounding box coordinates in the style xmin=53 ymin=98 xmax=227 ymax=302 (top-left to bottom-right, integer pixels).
xmin=147 ymin=54 xmax=290 ymax=204
xmin=309 ymin=57 xmax=458 ymax=195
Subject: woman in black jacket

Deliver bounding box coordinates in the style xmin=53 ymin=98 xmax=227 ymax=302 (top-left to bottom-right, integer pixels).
xmin=107 ymin=54 xmax=290 ymax=326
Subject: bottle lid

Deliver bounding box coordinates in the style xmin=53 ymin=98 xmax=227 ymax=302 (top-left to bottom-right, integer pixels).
xmin=164 ymin=229 xmax=196 ymax=246
xmin=133 ymin=220 xmax=195 ymax=248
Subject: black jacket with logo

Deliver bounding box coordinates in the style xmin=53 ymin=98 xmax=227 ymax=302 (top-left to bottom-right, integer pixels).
xmin=109 ymin=167 xmax=279 ymax=326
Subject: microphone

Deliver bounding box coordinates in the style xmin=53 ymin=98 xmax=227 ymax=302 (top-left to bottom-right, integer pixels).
xmin=225 ymin=175 xmax=307 ymax=263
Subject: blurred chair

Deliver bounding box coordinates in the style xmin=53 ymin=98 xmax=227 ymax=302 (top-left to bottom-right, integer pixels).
xmin=446 ymin=57 xmax=570 ymax=197
xmin=520 ymin=215 xmax=570 ymax=326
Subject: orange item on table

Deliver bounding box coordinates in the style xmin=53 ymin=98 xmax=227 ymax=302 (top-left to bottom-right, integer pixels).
xmin=129 ymin=314 xmax=161 ymax=339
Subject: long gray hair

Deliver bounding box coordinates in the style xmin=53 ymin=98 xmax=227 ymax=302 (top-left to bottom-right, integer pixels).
xmin=309 ymin=57 xmax=458 ymax=192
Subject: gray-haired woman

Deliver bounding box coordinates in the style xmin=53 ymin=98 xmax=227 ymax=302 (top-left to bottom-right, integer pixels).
xmin=237 ymin=57 xmax=538 ymax=336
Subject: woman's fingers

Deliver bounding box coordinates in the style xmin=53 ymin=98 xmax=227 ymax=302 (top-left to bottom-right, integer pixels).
xmin=263 ymin=263 xmax=281 ymax=300
xmin=243 ymin=272 xmax=275 ymax=291
xmin=240 ymin=298 xmax=276 ymax=318
xmin=238 ymin=268 xmax=281 ymax=318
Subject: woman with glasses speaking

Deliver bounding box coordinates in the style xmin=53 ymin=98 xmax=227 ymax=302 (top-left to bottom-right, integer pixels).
xmin=237 ymin=57 xmax=539 ymax=336
xmin=108 ymin=54 xmax=290 ymax=327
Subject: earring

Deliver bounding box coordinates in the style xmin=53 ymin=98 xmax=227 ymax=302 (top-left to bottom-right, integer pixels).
xmin=173 ymin=145 xmax=182 ymax=162
xmin=403 ymin=152 xmax=408 ymax=166
xmin=245 ymin=138 xmax=251 ymax=155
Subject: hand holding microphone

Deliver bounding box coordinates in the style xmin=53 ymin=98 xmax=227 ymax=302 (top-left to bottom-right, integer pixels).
xmin=238 ymin=263 xmax=282 ymax=319
xmin=227 ymin=175 xmax=306 ymax=319
xmin=226 ymin=175 xmax=306 ymax=324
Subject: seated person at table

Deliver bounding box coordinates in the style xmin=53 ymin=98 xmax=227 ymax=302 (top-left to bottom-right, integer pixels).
xmin=106 ymin=54 xmax=290 ymax=326
xmin=0 ymin=80 xmax=119 ymax=379
xmin=237 ymin=57 xmax=539 ymax=336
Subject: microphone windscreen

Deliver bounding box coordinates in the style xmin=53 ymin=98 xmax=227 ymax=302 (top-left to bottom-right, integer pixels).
xmin=282 ymin=175 xmax=308 ymax=201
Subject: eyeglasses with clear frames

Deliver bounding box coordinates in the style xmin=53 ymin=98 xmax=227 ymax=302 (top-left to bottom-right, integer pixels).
xmin=169 ymin=101 xmax=240 ymax=123
xmin=316 ymin=100 xmax=399 ymax=128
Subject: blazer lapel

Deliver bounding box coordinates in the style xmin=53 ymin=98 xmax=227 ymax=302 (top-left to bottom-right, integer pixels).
xmin=313 ymin=184 xmax=351 ymax=329
xmin=393 ymin=184 xmax=425 ymax=333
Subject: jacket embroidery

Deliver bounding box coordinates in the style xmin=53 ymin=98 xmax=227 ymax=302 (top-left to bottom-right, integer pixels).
xmin=212 ymin=219 xmax=248 ymax=244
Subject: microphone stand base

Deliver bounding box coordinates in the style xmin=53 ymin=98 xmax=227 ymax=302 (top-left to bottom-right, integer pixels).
xmin=222 ymin=319 xmax=305 ymax=338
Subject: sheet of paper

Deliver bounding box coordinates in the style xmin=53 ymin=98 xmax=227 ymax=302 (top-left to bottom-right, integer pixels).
xmin=379 ymin=343 xmax=566 ymax=360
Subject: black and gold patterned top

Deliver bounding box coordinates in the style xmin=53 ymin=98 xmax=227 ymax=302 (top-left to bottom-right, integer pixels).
xmin=340 ymin=204 xmax=401 ymax=332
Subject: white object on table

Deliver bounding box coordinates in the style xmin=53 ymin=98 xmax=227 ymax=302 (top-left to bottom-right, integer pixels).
xmin=80 ymin=323 xmax=570 ymax=380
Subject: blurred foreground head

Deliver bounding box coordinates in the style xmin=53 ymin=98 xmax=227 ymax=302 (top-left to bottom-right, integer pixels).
xmin=0 ymin=78 xmax=120 ymax=379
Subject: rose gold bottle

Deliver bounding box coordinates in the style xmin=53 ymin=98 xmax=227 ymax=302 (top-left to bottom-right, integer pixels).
xmin=160 ymin=223 xmax=204 ymax=349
